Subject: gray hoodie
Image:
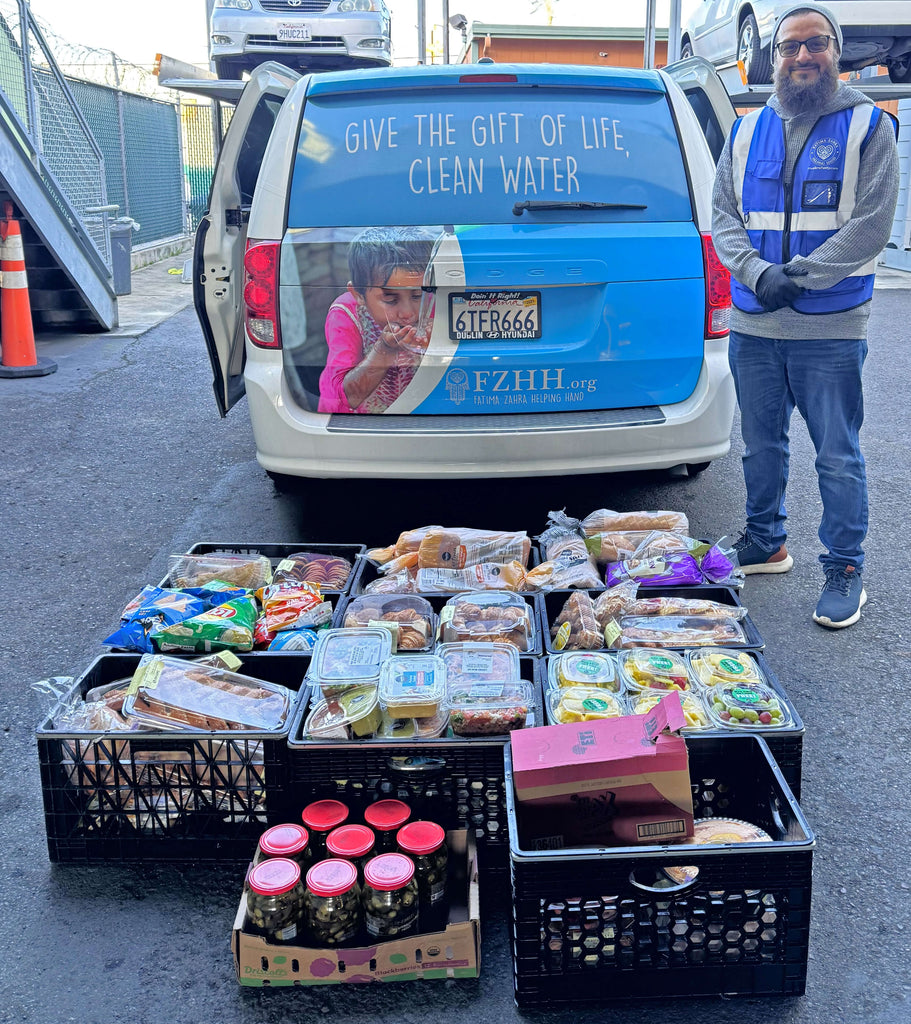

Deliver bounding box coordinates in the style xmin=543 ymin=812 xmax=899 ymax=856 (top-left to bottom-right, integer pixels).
xmin=712 ymin=82 xmax=899 ymax=340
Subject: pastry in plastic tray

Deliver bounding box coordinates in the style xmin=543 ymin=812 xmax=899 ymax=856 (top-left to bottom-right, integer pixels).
xmin=309 ymin=627 xmax=393 ymax=697
xmin=272 ymin=551 xmax=352 ymax=589
xmin=548 ymin=685 xmax=625 ymax=724
xmin=550 ymin=591 xmax=603 ymax=650
xmin=437 ymin=641 xmax=521 ymax=686
xmin=438 ymin=592 xmax=534 ymax=651
xmin=549 ymin=652 xmax=619 ymax=691
xmin=580 ymin=509 xmax=689 ymax=537
xmin=613 ymin=615 xmax=747 ymax=648
xmin=662 ymin=818 xmax=773 ymax=884
xmin=379 ymin=654 xmax=446 ymax=718
xmin=447 ymin=679 xmax=532 ymax=735
xmin=167 ymin=552 xmax=272 ymax=590
xmin=617 ymin=649 xmax=692 ymax=692
xmin=627 ymin=596 xmax=746 ymax=620
xmin=705 ymin=682 xmax=791 ymax=728
xmin=630 ymin=689 xmax=710 ymax=729
xmin=121 ymin=655 xmax=292 ymax=732
xmin=686 ymin=648 xmax=765 ymax=688
xmin=343 ymin=596 xmax=434 ymax=651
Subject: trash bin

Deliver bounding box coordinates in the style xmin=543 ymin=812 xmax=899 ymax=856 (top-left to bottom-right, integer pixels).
xmin=109 ymin=219 xmax=134 ymax=296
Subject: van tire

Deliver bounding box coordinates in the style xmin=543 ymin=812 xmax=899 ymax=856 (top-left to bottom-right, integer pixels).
xmin=887 ymin=56 xmax=911 ymax=83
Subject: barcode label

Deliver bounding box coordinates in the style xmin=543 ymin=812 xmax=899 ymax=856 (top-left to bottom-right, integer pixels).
xmin=637 ymin=819 xmax=686 ymax=839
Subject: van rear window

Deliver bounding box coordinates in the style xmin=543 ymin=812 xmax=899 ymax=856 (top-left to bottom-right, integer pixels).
xmin=289 ymin=85 xmax=693 ymax=226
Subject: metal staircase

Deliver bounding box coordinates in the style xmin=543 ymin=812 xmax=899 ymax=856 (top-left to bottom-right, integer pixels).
xmin=0 ymin=0 xmax=116 ymax=330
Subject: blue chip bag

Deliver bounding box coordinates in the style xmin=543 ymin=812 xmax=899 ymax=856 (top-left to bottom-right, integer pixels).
xmin=268 ymin=628 xmax=321 ymax=652
xmin=104 ymin=586 xmax=206 ymax=653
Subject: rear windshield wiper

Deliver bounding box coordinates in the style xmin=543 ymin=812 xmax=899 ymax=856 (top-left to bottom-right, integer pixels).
xmin=512 ymin=200 xmax=647 ymax=216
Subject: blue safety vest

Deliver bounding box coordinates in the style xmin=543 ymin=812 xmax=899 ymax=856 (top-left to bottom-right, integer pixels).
xmin=729 ymin=103 xmax=881 ymax=314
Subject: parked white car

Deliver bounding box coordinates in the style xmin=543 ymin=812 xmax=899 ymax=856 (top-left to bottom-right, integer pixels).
xmin=209 ymin=0 xmax=392 ymax=79
xmin=681 ymin=0 xmax=911 ymax=83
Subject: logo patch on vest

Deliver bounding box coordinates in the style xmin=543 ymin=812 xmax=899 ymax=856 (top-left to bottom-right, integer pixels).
xmin=802 ymin=180 xmax=840 ymax=209
xmin=809 ymin=137 xmax=841 ymax=167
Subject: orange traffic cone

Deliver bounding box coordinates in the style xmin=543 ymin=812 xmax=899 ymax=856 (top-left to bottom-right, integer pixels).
xmin=0 ymin=201 xmax=57 ymax=378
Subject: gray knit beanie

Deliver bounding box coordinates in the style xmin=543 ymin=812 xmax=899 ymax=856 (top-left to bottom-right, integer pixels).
xmin=771 ymin=3 xmax=843 ymax=55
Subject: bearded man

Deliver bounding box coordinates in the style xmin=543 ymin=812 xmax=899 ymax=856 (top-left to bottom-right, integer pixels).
xmin=712 ymin=2 xmax=899 ymax=629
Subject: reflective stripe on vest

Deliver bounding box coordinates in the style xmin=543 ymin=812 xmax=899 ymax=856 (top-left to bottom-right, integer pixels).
xmin=729 ymin=103 xmax=878 ymax=315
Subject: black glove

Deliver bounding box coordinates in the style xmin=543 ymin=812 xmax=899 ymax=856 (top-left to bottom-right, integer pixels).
xmin=755 ymin=265 xmax=807 ymax=312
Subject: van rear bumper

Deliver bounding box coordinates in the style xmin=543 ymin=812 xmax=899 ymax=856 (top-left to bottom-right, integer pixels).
xmin=245 ymin=340 xmax=734 ymax=479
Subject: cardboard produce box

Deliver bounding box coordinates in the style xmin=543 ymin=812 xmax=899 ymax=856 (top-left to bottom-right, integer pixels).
xmin=232 ymin=830 xmax=479 ymax=986
xmin=509 ymin=692 xmax=693 ymax=847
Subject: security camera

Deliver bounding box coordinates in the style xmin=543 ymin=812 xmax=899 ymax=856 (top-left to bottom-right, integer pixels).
xmin=449 ymin=13 xmax=468 ymax=30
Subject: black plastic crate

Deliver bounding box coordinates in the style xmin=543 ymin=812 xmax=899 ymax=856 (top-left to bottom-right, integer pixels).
xmin=540 ymin=650 xmax=804 ymax=799
xmin=285 ymin=657 xmax=543 ymax=872
xmin=506 ymin=735 xmax=814 ymax=1006
xmin=37 ymin=653 xmax=310 ymax=863
xmin=540 ymin=586 xmax=764 ymax=654
xmin=350 ymin=542 xmax=541 ymax=596
xmin=160 ymin=542 xmax=366 ymax=596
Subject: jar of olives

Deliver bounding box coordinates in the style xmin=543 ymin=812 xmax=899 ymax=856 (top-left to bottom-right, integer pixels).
xmin=362 ymin=853 xmax=419 ymax=939
xmin=253 ymin=823 xmax=312 ymax=871
xmin=364 ymin=799 xmax=412 ymax=853
xmin=301 ymin=799 xmax=349 ymax=859
xmin=397 ymin=820 xmax=448 ymax=931
xmin=326 ymin=824 xmax=376 ymax=881
xmin=246 ymin=857 xmax=307 ymax=944
xmin=304 ymin=858 xmax=361 ymax=947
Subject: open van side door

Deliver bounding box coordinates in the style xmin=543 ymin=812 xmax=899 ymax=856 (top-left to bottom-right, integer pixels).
xmin=663 ymin=56 xmax=737 ymax=164
xmin=193 ymin=62 xmax=300 ymax=417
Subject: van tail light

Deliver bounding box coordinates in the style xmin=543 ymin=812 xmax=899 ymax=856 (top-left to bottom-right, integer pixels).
xmin=244 ymin=239 xmax=281 ymax=349
xmin=701 ymin=232 xmax=730 ymax=339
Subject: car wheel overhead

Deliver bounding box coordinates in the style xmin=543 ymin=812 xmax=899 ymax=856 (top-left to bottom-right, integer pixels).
xmin=737 ymin=13 xmax=772 ymax=84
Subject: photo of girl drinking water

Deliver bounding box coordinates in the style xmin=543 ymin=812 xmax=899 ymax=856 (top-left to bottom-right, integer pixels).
xmin=318 ymin=226 xmax=436 ymax=414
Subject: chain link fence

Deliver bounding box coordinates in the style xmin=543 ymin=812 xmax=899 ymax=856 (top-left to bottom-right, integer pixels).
xmin=0 ymin=0 xmax=225 ymax=262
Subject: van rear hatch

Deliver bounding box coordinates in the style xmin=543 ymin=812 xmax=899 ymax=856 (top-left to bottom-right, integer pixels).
xmin=278 ymin=66 xmax=706 ymax=417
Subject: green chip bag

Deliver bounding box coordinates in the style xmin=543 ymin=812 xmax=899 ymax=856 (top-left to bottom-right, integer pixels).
xmin=151 ymin=596 xmax=258 ymax=653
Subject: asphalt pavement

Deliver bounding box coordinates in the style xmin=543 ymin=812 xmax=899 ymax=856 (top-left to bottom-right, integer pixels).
xmin=1 ymin=255 xmax=910 ymax=1024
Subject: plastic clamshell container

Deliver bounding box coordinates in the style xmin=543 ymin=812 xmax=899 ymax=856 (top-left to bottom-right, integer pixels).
xmin=437 ymin=641 xmax=521 ymax=686
xmin=705 ymin=682 xmax=793 ymax=730
xmin=447 ymin=679 xmax=532 ymax=736
xmin=120 ymin=654 xmax=292 ymax=732
xmin=614 ymin=615 xmax=748 ymax=648
xmin=342 ymin=595 xmax=435 ymax=652
xmin=378 ymin=654 xmax=446 ymax=718
xmin=548 ymin=652 xmax=620 ymax=692
xmin=309 ymin=627 xmax=393 ymax=697
xmin=629 ymin=689 xmax=711 ymax=730
xmin=376 ymin=707 xmax=449 ymax=739
xmin=546 ymin=685 xmax=626 ymax=725
xmin=438 ymin=592 xmax=535 ymax=652
xmin=616 ymin=648 xmax=693 ymax=693
xmin=686 ymin=648 xmax=767 ymax=688
xmin=303 ymin=686 xmax=381 ymax=739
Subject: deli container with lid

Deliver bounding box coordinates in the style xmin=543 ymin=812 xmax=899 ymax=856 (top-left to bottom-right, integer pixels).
xmin=437 ymin=640 xmax=520 ymax=686
xmin=613 ymin=615 xmax=747 ymax=649
xmin=245 ymin=857 xmax=306 ymax=944
xmin=378 ymin=654 xmax=446 ymax=718
xmin=705 ymin=682 xmax=793 ymax=729
xmin=364 ymin=799 xmax=412 ymax=854
xmin=301 ymin=798 xmax=349 ymax=858
xmin=304 ymin=858 xmax=361 ymax=946
xmin=376 ymin=707 xmax=449 ymax=740
xmin=342 ymin=595 xmax=435 ymax=652
xmin=438 ymin=592 xmax=535 ymax=651
xmin=662 ymin=817 xmax=774 ymax=885
xmin=309 ymin=627 xmax=392 ymax=697
xmin=687 ymin=648 xmax=766 ymax=688
xmin=253 ymin=823 xmax=312 ymax=870
xmin=547 ymin=685 xmax=626 ymax=725
xmin=447 ymin=678 xmax=532 ymax=735
xmin=548 ymin=651 xmax=619 ymax=692
xmin=616 ymin=648 xmax=693 ymax=693
xmin=630 ymin=689 xmax=711 ymax=730
xmin=302 ymin=685 xmax=382 ymax=740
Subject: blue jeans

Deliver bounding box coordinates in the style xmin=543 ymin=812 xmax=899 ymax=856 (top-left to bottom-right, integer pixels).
xmin=728 ymin=331 xmax=868 ymax=571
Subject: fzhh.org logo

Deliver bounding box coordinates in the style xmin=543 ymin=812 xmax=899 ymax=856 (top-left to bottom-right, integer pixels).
xmin=445 ymin=367 xmax=469 ymax=404
xmin=810 ymin=137 xmax=841 ymax=167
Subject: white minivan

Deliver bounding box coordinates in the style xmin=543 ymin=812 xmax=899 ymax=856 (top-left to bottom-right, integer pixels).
xmin=194 ymin=58 xmax=737 ymax=484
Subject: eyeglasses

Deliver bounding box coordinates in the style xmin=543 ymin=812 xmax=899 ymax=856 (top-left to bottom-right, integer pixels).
xmin=775 ymin=34 xmax=835 ymax=58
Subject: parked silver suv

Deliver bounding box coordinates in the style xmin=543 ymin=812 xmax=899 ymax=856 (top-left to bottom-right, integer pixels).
xmin=209 ymin=0 xmax=392 ymax=79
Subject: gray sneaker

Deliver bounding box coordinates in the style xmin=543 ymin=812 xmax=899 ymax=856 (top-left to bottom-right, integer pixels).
xmin=813 ymin=565 xmax=867 ymax=629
